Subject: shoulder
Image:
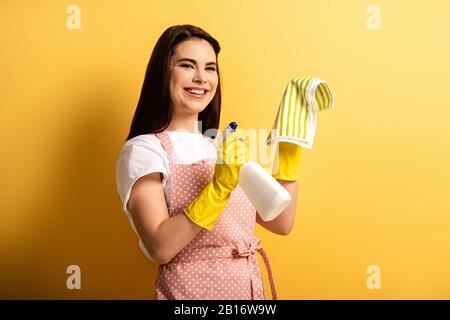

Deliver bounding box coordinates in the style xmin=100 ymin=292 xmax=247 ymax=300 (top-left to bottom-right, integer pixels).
xmin=123 ymin=133 xmax=163 ymax=150
xmin=118 ymin=134 xmax=167 ymax=159
xmin=115 ymin=134 xmax=169 ymax=202
xmin=116 ymin=134 xmax=169 ymax=174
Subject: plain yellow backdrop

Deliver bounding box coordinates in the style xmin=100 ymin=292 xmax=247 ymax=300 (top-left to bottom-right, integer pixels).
xmin=1 ymin=0 xmax=449 ymax=299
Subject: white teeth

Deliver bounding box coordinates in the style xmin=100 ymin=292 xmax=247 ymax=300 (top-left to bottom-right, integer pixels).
xmin=186 ymin=89 xmax=205 ymax=95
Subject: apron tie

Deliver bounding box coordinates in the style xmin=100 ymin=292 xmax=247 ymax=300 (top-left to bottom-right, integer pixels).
xmin=232 ymin=238 xmax=278 ymax=300
xmin=162 ymin=238 xmax=278 ymax=300
xmin=255 ymin=247 xmax=278 ymax=300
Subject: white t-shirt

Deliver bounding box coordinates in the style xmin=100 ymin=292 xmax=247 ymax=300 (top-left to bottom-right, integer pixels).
xmin=115 ymin=130 xmax=217 ymax=261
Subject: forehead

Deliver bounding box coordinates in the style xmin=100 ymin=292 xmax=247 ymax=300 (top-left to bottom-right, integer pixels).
xmin=171 ymin=38 xmax=216 ymax=62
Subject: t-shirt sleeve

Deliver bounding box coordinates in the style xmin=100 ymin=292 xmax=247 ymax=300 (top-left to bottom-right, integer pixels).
xmin=115 ymin=136 xmax=168 ymax=215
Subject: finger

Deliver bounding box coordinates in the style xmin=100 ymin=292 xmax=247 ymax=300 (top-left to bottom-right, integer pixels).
xmin=223 ymin=129 xmax=242 ymax=144
xmin=225 ymin=136 xmax=249 ymax=152
xmin=225 ymin=145 xmax=249 ymax=164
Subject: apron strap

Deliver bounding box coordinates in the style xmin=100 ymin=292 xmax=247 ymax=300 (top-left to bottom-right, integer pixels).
xmin=256 ymin=248 xmax=278 ymax=300
xmin=155 ymin=131 xmax=177 ymax=164
xmin=156 ymin=131 xmax=216 ymax=165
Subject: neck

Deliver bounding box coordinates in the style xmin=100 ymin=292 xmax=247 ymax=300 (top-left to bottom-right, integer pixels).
xmin=166 ymin=113 xmax=200 ymax=134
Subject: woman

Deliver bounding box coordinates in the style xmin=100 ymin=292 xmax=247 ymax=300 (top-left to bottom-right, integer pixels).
xmin=115 ymin=24 xmax=300 ymax=300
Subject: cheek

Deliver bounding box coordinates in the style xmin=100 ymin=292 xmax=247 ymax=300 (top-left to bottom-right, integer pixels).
xmin=170 ymin=79 xmax=185 ymax=98
xmin=170 ymin=70 xmax=188 ymax=88
xmin=210 ymin=76 xmax=219 ymax=92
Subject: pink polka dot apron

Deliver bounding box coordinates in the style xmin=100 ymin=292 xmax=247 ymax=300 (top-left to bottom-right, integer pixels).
xmin=154 ymin=130 xmax=278 ymax=300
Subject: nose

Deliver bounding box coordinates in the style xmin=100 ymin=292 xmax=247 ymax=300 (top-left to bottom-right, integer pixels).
xmin=193 ymin=68 xmax=207 ymax=84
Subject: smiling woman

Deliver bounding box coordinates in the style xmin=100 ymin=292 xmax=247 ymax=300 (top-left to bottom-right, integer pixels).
xmin=115 ymin=24 xmax=278 ymax=301
xmin=124 ymin=26 xmax=222 ymax=140
xmin=167 ymin=38 xmax=219 ymax=123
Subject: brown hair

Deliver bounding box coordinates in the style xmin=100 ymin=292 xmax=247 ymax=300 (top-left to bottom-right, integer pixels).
xmin=126 ymin=24 xmax=222 ymax=141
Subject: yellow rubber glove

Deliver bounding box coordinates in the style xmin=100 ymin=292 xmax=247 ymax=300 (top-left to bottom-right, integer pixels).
xmin=183 ymin=129 xmax=250 ymax=231
xmin=272 ymin=142 xmax=302 ymax=181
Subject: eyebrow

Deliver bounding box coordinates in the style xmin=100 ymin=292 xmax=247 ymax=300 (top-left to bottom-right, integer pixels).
xmin=176 ymin=58 xmax=217 ymax=66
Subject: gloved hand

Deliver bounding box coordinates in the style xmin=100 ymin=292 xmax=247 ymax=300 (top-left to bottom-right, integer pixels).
xmin=272 ymin=142 xmax=302 ymax=181
xmin=183 ymin=129 xmax=250 ymax=231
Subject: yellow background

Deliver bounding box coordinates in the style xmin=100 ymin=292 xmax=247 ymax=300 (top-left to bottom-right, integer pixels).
xmin=1 ymin=0 xmax=449 ymax=299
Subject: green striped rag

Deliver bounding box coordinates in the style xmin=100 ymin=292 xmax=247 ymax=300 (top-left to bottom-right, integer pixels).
xmin=266 ymin=76 xmax=334 ymax=149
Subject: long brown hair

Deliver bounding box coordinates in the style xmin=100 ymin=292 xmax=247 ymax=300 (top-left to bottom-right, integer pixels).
xmin=125 ymin=25 xmax=222 ymax=141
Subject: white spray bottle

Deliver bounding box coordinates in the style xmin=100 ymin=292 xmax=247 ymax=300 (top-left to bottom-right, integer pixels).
xmin=215 ymin=122 xmax=292 ymax=221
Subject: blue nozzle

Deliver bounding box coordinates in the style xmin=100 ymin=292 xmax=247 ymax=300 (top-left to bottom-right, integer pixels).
xmin=229 ymin=121 xmax=238 ymax=131
xmin=215 ymin=121 xmax=238 ymax=147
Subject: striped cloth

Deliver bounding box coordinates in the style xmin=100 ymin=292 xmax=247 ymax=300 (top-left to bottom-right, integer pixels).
xmin=266 ymin=76 xmax=335 ymax=149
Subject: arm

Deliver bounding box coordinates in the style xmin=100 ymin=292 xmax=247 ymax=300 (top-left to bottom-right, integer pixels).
xmin=127 ymin=172 xmax=202 ymax=264
xmin=256 ymin=179 xmax=298 ymax=235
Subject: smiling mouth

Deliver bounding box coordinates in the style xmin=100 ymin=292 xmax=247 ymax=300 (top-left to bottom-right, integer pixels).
xmin=184 ymin=88 xmax=208 ymax=97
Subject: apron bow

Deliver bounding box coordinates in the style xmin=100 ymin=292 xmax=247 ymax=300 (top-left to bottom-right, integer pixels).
xmin=232 ymin=237 xmax=262 ymax=258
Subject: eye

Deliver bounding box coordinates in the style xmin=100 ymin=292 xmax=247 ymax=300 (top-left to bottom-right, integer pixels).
xmin=181 ymin=63 xmax=216 ymax=72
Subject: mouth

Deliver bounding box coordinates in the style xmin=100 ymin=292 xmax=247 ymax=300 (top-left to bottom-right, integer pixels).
xmin=183 ymin=87 xmax=209 ymax=98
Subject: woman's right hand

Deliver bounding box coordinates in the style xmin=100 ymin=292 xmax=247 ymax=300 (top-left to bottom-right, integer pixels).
xmin=213 ymin=128 xmax=250 ymax=194
xmin=182 ymin=128 xmax=250 ymax=231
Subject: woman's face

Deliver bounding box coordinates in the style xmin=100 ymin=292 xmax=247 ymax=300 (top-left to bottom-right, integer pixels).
xmin=169 ymin=38 xmax=218 ymax=115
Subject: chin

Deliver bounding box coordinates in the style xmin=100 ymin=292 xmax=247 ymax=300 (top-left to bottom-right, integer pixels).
xmin=185 ymin=102 xmax=210 ymax=113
